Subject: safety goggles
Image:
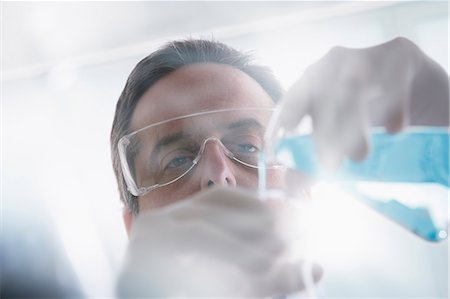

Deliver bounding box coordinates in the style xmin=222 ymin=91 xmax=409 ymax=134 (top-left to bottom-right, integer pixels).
xmin=118 ymin=108 xmax=276 ymax=196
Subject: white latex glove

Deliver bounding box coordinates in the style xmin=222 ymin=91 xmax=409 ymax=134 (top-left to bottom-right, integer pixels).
xmin=116 ymin=187 xmax=321 ymax=297
xmin=266 ymin=37 xmax=449 ymax=168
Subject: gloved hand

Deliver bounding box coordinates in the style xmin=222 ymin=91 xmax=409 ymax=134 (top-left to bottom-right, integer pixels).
xmin=116 ymin=187 xmax=321 ymax=297
xmin=266 ymin=37 xmax=449 ymax=168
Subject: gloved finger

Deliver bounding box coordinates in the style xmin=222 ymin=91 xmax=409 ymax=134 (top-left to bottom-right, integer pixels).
xmin=165 ymin=221 xmax=287 ymax=274
xmin=338 ymin=88 xmax=370 ymax=162
xmin=130 ymin=208 xmax=288 ymax=274
xmin=366 ymin=39 xmax=414 ymax=132
xmin=265 ymin=72 xmax=312 ymax=157
xmin=118 ymin=240 xmax=242 ymax=297
xmin=310 ymin=93 xmax=345 ymax=169
xmin=246 ymin=260 xmax=323 ymax=297
xmin=267 ymin=44 xmax=359 ymax=142
xmin=311 ymin=69 xmax=372 ymax=167
xmin=382 ymin=91 xmax=407 ymax=133
xmin=367 ymin=87 xmax=408 ymax=133
xmin=343 ymin=121 xmax=370 ymax=162
xmin=173 ymin=204 xmax=278 ymax=243
xmin=188 ymin=187 xmax=272 ymax=215
xmin=278 ymin=73 xmax=313 ymax=129
xmin=169 ymin=188 xmax=278 ymax=241
xmin=409 ymin=54 xmax=450 ymax=126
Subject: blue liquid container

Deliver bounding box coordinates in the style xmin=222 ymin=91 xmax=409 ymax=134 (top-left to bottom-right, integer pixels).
xmin=275 ymin=127 xmax=449 ymax=242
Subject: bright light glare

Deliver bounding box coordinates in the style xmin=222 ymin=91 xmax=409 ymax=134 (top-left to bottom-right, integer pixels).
xmin=258 ymin=16 xmax=384 ymax=89
xmin=41 ymin=165 xmax=116 ymax=298
xmin=438 ymin=230 xmax=447 ymax=240
xmin=306 ymin=183 xmax=392 ymax=267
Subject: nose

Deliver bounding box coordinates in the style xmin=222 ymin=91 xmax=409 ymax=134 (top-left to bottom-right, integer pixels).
xmin=198 ymin=138 xmax=237 ymax=189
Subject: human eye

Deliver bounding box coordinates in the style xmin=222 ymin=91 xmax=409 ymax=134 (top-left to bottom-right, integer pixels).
xmin=149 ymin=150 xmax=196 ymax=185
xmin=161 ymin=151 xmax=196 ymax=171
xmin=236 ymin=143 xmax=259 ymax=154
xmin=224 ymin=133 xmax=263 ymax=157
xmin=165 ymin=155 xmax=193 ymax=169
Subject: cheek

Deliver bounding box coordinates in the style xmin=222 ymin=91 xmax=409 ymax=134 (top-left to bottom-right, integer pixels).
xmin=232 ymin=166 xmax=259 ymax=190
xmin=137 ymin=167 xmax=276 ymax=211
xmin=138 ymin=181 xmax=200 ymax=211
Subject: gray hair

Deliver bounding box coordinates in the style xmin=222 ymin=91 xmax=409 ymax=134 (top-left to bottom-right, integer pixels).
xmin=110 ymin=39 xmax=283 ymax=215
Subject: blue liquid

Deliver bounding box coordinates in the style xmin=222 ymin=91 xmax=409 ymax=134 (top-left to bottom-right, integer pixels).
xmin=274 ymin=128 xmax=449 ymax=242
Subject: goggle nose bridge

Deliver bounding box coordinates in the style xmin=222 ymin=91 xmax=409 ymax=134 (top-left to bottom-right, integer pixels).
xmin=193 ymin=136 xmax=236 ymax=164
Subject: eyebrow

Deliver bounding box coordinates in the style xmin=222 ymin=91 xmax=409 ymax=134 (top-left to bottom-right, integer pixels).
xmin=152 ymin=131 xmax=186 ymax=157
xmin=226 ymin=118 xmax=264 ymax=131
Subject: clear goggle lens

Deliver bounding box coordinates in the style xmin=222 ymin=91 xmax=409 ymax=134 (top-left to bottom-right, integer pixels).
xmin=118 ymin=108 xmax=275 ymax=196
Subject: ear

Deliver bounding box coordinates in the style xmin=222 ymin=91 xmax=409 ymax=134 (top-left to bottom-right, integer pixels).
xmin=122 ymin=208 xmax=133 ymax=238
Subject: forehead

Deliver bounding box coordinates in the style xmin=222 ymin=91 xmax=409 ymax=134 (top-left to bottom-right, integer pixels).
xmin=130 ymin=63 xmax=275 ymax=131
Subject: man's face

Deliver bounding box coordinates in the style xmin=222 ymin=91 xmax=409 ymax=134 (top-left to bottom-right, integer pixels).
xmin=129 ymin=63 xmax=279 ymax=210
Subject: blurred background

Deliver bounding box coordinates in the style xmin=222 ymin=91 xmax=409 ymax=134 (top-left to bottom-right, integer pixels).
xmin=1 ymin=1 xmax=448 ymax=298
